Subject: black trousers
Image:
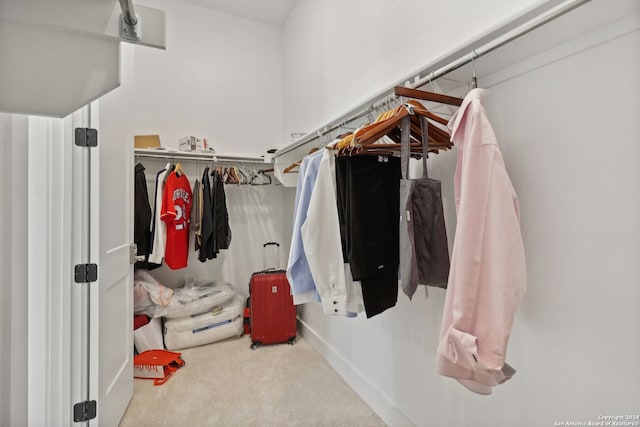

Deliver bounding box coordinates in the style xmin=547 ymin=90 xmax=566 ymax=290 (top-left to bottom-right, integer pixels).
xmin=335 ymin=156 xmax=401 ymax=318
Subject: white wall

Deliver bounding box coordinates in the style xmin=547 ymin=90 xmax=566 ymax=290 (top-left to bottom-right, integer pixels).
xmin=99 ymin=2 xmax=287 ymax=294
xmin=128 ymin=0 xmax=284 ymax=157
xmin=282 ymin=0 xmax=549 ymax=138
xmin=283 ymin=1 xmax=640 ymax=426
xmin=0 ymin=113 xmax=28 ymax=427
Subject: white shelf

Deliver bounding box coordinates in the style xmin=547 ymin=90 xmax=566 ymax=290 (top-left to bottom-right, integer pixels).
xmin=134 ymin=148 xmax=268 ymax=164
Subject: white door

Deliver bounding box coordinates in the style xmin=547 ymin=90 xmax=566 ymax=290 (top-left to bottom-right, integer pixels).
xmin=88 ymin=100 xmax=134 ymax=427
xmin=25 ymin=102 xmax=133 ymax=427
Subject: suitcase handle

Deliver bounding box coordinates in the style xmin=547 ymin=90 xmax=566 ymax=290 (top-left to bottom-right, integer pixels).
xmin=263 ymin=242 xmax=280 ymax=269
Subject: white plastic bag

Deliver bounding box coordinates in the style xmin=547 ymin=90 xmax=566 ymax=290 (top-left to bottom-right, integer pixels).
xmin=163 ymin=279 xmax=235 ymax=319
xmin=133 ymin=270 xmax=174 ymax=317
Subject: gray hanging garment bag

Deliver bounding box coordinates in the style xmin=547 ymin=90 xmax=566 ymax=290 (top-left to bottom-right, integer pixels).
xmin=399 ymin=114 xmax=450 ymax=300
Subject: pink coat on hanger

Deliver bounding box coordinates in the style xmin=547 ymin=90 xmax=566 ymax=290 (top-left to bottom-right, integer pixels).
xmin=437 ymin=88 xmax=527 ymax=395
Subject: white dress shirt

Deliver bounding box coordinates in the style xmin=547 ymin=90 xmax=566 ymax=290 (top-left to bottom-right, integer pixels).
xmin=148 ymin=164 xmax=170 ymax=264
xmin=302 ymin=149 xmax=364 ymax=316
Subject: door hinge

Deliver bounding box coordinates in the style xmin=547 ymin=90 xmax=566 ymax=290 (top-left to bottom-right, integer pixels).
xmin=75 ymin=127 xmax=98 ymax=147
xmin=73 ymin=400 xmax=97 ymax=422
xmin=74 ymin=263 xmax=98 ymax=283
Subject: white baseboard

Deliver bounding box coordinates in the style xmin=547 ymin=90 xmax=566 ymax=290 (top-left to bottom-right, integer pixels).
xmin=297 ymin=319 xmax=415 ymax=427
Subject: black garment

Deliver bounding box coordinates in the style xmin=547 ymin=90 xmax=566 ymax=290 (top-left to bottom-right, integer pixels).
xmin=134 ymin=163 xmax=161 ymax=270
xmin=335 ymin=157 xmax=350 ymax=263
xmin=199 ymin=167 xmax=217 ymax=262
xmin=335 ymin=155 xmax=401 ymax=318
xmin=399 ymin=116 xmax=450 ymax=299
xmin=134 ymin=163 xmax=152 ymax=259
xmin=346 ymin=156 xmax=401 ymax=280
xmin=360 ymin=271 xmax=399 ymax=318
xmin=212 ymin=170 xmax=231 ymax=250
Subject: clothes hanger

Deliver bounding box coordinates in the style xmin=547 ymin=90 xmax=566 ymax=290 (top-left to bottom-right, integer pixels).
xmin=249 ymin=168 xmax=262 ymax=185
xmin=174 ymin=162 xmax=184 ymax=176
xmin=283 ymin=162 xmax=300 ymax=174
xmin=470 ymin=50 xmax=478 ymax=89
xmin=355 ymin=100 xmax=451 ymax=147
xmin=393 ymin=86 xmax=463 ymax=106
xmin=332 ymin=104 xmax=404 ymax=151
xmin=282 ymin=146 xmax=321 ymax=174
xmin=258 ymin=169 xmax=272 ymax=185
xmin=345 ymin=101 xmax=452 ymax=157
xmin=231 ymin=167 xmax=241 ymax=185
xmin=236 ymin=167 xmax=248 ymax=185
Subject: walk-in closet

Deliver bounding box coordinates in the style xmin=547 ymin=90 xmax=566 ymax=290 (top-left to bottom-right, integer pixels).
xmin=1 ymin=0 xmax=639 ymax=426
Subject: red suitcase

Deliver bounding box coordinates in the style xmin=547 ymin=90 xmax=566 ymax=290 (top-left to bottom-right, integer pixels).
xmin=249 ymin=242 xmax=297 ymax=350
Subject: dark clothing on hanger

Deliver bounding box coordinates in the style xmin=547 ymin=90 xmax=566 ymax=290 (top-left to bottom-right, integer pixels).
xmin=212 ymin=170 xmax=232 ymax=250
xmin=335 ymin=155 xmax=401 ymax=318
xmin=163 ymin=164 xmax=176 ymax=186
xmin=191 ymin=179 xmax=202 ymax=251
xmin=399 ymin=116 xmax=450 ymax=299
xmin=360 ymin=271 xmax=400 ymax=318
xmin=335 ymin=157 xmax=350 ymax=263
xmin=345 ymin=156 xmax=401 ymax=280
xmin=135 ymin=163 xmax=162 ymax=270
xmin=199 ymin=167 xmax=217 ymax=262
xmin=134 ymin=163 xmax=152 ymax=261
xmin=407 ymin=179 xmax=449 ymax=288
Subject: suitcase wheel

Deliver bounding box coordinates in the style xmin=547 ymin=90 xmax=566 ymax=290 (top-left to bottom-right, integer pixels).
xmin=287 ymin=337 xmax=296 ymax=345
xmin=250 ymin=342 xmax=261 ymax=350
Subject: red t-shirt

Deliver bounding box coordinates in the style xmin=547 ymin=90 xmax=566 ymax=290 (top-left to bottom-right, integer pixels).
xmin=161 ymin=171 xmax=193 ymax=269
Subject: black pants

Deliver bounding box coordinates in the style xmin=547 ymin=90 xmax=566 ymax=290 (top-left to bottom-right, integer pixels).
xmin=335 ymin=156 xmax=401 ymax=318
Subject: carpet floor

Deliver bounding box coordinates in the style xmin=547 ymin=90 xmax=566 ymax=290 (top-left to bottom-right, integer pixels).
xmin=119 ymin=334 xmax=386 ymax=427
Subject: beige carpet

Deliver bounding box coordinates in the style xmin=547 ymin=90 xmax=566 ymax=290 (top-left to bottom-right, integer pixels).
xmin=119 ymin=334 xmax=386 ymax=427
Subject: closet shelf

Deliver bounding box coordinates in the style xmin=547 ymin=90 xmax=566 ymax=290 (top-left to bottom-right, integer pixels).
xmin=134 ymin=148 xmax=269 ymax=164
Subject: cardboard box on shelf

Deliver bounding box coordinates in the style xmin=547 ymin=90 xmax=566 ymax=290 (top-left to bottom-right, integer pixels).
xmin=134 ymin=135 xmax=161 ymax=149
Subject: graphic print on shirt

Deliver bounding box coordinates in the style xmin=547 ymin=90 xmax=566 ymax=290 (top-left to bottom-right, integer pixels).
xmin=161 ymin=172 xmax=193 ymax=270
xmin=172 ymin=187 xmax=190 ymax=231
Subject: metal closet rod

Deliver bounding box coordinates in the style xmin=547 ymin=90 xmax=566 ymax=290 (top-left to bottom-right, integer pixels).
xmin=134 ymin=150 xmax=266 ymax=164
xmin=119 ymin=0 xmax=137 ymax=26
xmin=273 ymin=0 xmax=589 ymax=158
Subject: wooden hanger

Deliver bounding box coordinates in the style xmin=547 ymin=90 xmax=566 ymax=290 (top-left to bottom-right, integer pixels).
xmin=354 ymin=105 xmax=439 ymax=146
xmin=231 ymin=167 xmax=241 ymax=185
xmin=174 ymin=162 xmax=184 ymax=176
xmin=283 ymin=162 xmax=301 ymax=174
xmin=333 ymin=104 xmax=406 ymax=150
xmin=283 ymin=147 xmax=321 ymax=174
xmin=342 ymin=101 xmax=452 ymax=157
xmin=393 ymin=86 xmax=463 ymax=106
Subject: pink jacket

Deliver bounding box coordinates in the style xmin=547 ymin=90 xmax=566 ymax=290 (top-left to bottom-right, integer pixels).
xmin=437 ymin=89 xmax=527 ymax=395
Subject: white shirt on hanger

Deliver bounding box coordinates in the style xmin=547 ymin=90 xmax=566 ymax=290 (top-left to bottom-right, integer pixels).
xmin=302 ymin=149 xmax=364 ymax=316
xmin=148 ymin=164 xmax=171 ymax=264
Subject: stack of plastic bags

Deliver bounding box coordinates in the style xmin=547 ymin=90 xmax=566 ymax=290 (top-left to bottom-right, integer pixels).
xmin=134 ymin=270 xmax=245 ymax=351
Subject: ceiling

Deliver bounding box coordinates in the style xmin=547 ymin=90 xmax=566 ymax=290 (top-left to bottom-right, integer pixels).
xmin=178 ymin=0 xmax=298 ymax=27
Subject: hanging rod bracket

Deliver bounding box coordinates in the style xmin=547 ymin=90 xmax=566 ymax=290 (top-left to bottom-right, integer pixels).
xmin=119 ymin=0 xmax=141 ymax=41
xmin=120 ymin=13 xmax=142 ymax=41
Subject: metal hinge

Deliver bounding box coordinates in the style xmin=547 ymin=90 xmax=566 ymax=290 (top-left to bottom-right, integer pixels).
xmin=74 ymin=263 xmax=98 ymax=283
xmin=75 ymin=127 xmax=98 ymax=147
xmin=73 ymin=400 xmax=97 ymax=422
